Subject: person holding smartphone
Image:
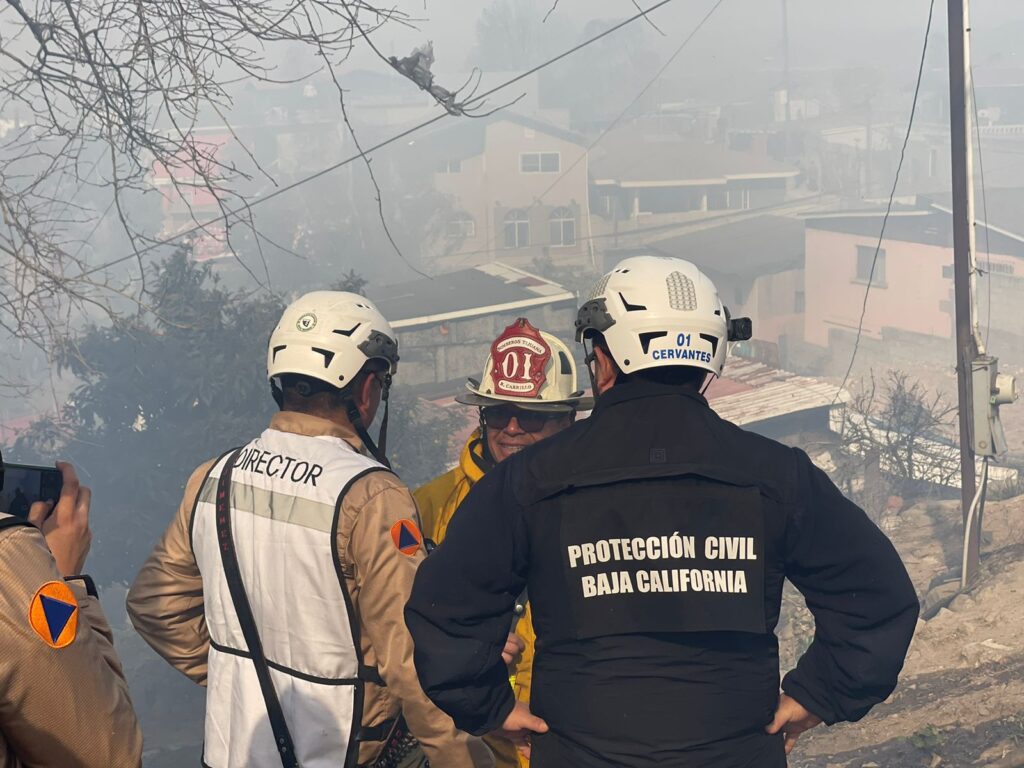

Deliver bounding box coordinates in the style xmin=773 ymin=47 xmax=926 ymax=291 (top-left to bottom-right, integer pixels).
xmin=0 ymin=457 xmax=143 ymax=767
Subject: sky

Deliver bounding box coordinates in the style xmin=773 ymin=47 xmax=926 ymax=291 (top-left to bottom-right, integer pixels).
xmin=369 ymin=0 xmax=1024 ymax=74
xmin=309 ymin=0 xmax=1024 ymax=129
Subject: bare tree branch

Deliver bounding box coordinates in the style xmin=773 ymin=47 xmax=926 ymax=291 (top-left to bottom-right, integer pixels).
xmin=0 ymin=0 xmax=411 ymax=351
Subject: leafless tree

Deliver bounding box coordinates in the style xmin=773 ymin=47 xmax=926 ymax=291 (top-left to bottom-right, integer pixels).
xmin=837 ymin=370 xmax=959 ymax=500
xmin=0 ymin=0 xmax=444 ymax=353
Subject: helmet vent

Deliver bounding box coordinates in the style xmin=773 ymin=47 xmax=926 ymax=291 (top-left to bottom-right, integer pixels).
xmin=311 ymin=347 xmax=336 ymax=368
xmin=559 ymin=351 xmax=572 ymax=374
xmin=619 ymin=292 xmax=647 ymax=312
xmin=333 ymin=323 xmax=362 ymax=337
xmin=639 ymin=331 xmax=667 ymax=354
xmin=588 ymin=274 xmax=610 ymax=300
xmin=666 ymin=272 xmax=698 ymax=310
xmin=272 ymin=344 xmax=287 ymax=361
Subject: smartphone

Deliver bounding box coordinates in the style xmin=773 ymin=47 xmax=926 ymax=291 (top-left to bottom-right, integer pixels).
xmin=0 ymin=463 xmax=63 ymax=519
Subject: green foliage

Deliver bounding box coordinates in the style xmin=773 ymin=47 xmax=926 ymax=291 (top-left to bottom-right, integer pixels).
xmin=12 ymin=251 xmax=278 ymax=581
xmin=9 ymin=252 xmax=458 ymax=582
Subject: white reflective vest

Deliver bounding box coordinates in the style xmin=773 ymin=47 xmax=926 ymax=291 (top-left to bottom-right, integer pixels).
xmin=192 ymin=428 xmax=384 ymax=768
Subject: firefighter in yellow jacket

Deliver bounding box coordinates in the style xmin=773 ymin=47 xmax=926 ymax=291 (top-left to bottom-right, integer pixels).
xmin=414 ymin=317 xmax=592 ymax=766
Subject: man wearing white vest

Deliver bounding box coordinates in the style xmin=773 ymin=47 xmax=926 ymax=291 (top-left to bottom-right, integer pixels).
xmin=127 ymin=292 xmax=494 ymax=768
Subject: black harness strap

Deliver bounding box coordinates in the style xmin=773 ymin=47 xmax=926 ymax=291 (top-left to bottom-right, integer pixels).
xmin=215 ymin=450 xmax=300 ymax=768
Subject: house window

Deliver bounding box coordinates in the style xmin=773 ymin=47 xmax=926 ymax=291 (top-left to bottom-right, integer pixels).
xmin=504 ymin=210 xmax=530 ymax=248
xmin=549 ymin=207 xmax=576 ymax=247
xmin=438 ymin=158 xmax=462 ymax=174
xmin=856 ymin=245 xmax=886 ymax=285
xmin=446 ymin=213 xmax=475 ymax=239
xmin=520 ymin=152 xmax=560 ymax=173
xmin=794 ymin=290 xmax=805 ymax=313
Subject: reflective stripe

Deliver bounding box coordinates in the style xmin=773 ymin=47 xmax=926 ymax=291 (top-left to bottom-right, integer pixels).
xmin=197 ymin=479 xmax=337 ymax=533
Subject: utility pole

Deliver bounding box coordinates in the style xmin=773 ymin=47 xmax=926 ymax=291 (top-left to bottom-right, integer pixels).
xmin=781 ymin=0 xmax=792 ymax=124
xmin=947 ymin=0 xmax=982 ymax=585
xmin=865 ymin=96 xmax=873 ymax=198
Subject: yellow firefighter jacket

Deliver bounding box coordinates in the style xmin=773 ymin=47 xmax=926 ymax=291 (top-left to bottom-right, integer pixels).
xmin=414 ymin=432 xmax=535 ymax=768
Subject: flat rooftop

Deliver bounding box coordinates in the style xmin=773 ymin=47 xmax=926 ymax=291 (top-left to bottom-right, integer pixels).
xmin=370 ymin=262 xmax=576 ymax=330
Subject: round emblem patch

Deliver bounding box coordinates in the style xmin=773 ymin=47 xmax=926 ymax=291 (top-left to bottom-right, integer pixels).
xmin=296 ymin=312 xmax=318 ymax=332
xmin=489 ymin=318 xmax=552 ymax=398
xmin=391 ymin=519 xmax=423 ymax=556
xmin=29 ymin=581 xmax=79 ymax=649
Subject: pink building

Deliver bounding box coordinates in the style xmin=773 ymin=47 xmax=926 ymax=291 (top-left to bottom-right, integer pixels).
xmin=802 ymin=196 xmax=1024 ymax=350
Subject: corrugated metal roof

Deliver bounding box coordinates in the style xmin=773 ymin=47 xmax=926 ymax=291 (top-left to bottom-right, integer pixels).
xmin=709 ymin=360 xmax=849 ymax=427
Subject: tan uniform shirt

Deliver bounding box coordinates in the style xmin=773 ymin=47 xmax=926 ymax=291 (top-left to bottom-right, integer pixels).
xmin=0 ymin=519 xmax=142 ymax=768
xmin=126 ymin=411 xmax=492 ymax=767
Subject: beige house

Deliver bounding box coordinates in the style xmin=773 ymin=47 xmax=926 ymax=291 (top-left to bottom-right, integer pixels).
xmin=407 ymin=113 xmax=592 ymax=269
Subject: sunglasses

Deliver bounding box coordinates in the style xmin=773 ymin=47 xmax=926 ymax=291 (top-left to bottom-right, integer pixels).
xmin=481 ymin=406 xmax=567 ymax=433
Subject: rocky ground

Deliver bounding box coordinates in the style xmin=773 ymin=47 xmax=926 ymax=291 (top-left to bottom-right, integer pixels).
xmin=783 ymin=493 xmax=1024 ymax=768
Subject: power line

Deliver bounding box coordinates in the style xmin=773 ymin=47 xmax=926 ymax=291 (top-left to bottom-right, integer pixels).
xmin=970 ymin=69 xmax=993 ymax=350
xmin=833 ymin=0 xmax=936 ymax=404
xmin=73 ymin=0 xmax=679 ymax=281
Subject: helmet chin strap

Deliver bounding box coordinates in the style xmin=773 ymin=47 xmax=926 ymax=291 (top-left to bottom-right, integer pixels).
xmin=473 ymin=411 xmax=497 ymax=473
xmin=345 ymin=373 xmax=393 ymax=470
xmin=582 ymin=337 xmax=600 ymax=400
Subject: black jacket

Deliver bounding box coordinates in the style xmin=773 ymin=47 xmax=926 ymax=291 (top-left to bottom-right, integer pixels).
xmin=406 ymin=380 xmax=919 ymax=767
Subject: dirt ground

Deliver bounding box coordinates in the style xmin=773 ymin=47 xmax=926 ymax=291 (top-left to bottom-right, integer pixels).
xmin=782 ymin=493 xmax=1024 ymax=768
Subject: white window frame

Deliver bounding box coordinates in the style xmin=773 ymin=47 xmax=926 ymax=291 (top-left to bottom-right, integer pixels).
xmin=548 ymin=207 xmax=576 ymax=247
xmin=503 ymin=210 xmax=530 ymax=249
xmin=446 ymin=214 xmax=475 ymax=239
xmin=520 ymin=152 xmax=561 ymax=174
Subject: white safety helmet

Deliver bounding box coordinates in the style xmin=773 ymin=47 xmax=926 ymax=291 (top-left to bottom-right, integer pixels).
xmin=456 ymin=318 xmax=594 ymax=413
xmin=575 ymin=256 xmax=750 ymax=379
xmin=268 ymin=291 xmax=400 ymax=466
xmin=267 ymin=291 xmax=398 ymax=389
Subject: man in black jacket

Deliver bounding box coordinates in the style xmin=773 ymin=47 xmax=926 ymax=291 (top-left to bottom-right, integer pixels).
xmin=405 ymin=255 xmax=919 ymax=767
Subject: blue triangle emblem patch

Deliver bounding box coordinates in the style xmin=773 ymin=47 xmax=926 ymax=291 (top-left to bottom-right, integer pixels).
xmin=391 ymin=518 xmax=422 ymax=556
xmin=398 ymin=523 xmax=419 ymax=550
xmin=40 ymin=594 xmax=77 ymax=644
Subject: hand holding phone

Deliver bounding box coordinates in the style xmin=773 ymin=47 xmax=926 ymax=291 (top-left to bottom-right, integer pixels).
xmin=0 ymin=462 xmax=62 ymax=518
xmin=27 ymin=463 xmax=92 ymax=578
